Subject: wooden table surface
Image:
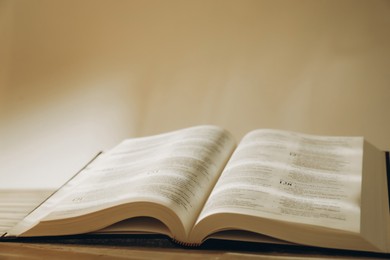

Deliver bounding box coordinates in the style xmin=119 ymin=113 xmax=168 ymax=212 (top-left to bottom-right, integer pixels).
xmin=1 ymin=236 xmax=389 ymax=259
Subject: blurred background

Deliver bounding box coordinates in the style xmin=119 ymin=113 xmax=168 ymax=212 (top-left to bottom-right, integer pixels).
xmin=1 ymin=0 xmax=390 ymax=188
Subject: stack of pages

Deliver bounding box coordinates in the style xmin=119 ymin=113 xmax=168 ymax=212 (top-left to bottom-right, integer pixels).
xmin=1 ymin=125 xmax=389 ymax=254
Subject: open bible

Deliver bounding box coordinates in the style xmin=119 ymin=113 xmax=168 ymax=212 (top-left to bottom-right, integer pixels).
xmin=2 ymin=125 xmax=390 ymax=253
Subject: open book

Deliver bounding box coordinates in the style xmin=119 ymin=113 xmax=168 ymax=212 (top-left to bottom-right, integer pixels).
xmin=2 ymin=125 xmax=390 ymax=253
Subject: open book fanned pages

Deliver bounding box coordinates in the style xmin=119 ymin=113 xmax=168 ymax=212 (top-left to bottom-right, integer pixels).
xmin=2 ymin=125 xmax=390 ymax=253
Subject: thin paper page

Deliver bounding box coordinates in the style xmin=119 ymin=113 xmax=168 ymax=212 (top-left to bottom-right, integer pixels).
xmin=0 ymin=190 xmax=53 ymax=236
xmin=38 ymin=126 xmax=236 ymax=232
xmin=198 ymin=129 xmax=363 ymax=233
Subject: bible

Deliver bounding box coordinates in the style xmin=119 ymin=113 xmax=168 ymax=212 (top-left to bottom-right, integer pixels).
xmin=1 ymin=125 xmax=389 ymax=253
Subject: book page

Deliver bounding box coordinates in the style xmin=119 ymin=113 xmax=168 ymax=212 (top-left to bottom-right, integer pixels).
xmin=197 ymin=129 xmax=363 ymax=233
xmin=0 ymin=189 xmax=53 ymax=236
xmin=30 ymin=126 xmax=236 ymax=235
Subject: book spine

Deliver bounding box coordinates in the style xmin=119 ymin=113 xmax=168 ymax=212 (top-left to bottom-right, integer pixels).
xmin=171 ymin=238 xmax=201 ymax=247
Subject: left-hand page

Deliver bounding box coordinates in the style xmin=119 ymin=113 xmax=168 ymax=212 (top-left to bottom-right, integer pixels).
xmin=0 ymin=190 xmax=54 ymax=237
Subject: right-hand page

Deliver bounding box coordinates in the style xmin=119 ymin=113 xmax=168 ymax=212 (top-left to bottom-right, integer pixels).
xmin=197 ymin=129 xmax=363 ymax=233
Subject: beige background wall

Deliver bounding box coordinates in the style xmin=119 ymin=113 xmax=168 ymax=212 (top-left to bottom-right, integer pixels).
xmin=1 ymin=0 xmax=390 ymax=188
